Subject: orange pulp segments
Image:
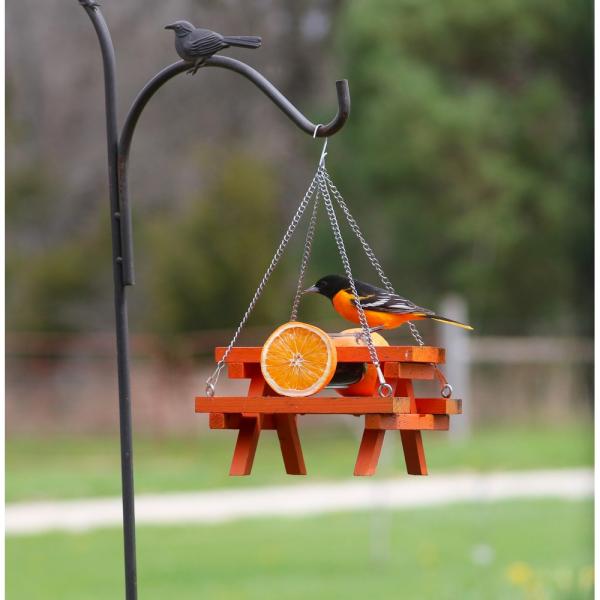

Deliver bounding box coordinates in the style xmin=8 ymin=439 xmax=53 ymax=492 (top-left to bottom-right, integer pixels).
xmin=260 ymin=322 xmax=338 ymax=397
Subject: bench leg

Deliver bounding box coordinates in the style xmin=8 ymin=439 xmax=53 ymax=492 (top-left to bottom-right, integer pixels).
xmin=275 ymin=414 xmax=307 ymax=475
xmin=230 ymin=416 xmax=261 ymax=476
xmin=400 ymin=430 xmax=428 ymax=475
xmin=354 ymin=429 xmax=385 ymax=476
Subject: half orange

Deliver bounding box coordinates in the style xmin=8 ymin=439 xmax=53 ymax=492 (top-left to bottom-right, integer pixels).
xmin=260 ymin=322 xmax=337 ymax=397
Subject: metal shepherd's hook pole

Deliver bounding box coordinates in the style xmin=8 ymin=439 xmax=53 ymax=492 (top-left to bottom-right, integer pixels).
xmin=76 ymin=2 xmax=350 ymax=598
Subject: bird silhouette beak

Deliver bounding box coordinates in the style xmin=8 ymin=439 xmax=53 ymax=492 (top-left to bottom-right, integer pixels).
xmin=303 ymin=286 xmax=319 ymax=295
xmin=164 ymin=24 xmax=176 ymax=30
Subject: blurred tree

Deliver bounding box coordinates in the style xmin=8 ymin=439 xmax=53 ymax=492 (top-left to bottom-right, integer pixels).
xmin=332 ymin=0 xmax=593 ymax=334
xmin=142 ymin=152 xmax=290 ymax=334
xmin=6 ymin=81 xmax=114 ymax=333
xmin=6 ymin=215 xmax=112 ymax=332
xmin=6 ymin=0 xmax=346 ymax=337
xmin=6 ymin=0 xmax=592 ymax=338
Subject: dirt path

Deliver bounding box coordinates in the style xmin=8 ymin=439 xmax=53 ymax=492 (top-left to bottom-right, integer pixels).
xmin=6 ymin=468 xmax=592 ymax=535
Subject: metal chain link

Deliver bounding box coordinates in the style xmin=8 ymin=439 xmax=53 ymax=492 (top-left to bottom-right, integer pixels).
xmin=205 ymin=169 xmax=320 ymax=396
xmin=318 ymin=166 xmax=392 ymax=397
xmin=205 ymin=141 xmax=449 ymax=399
xmin=290 ymin=193 xmax=320 ymax=321
xmin=406 ymin=321 xmax=425 ymax=346
xmin=322 ymin=169 xmax=394 ymax=291
xmin=322 ymin=166 xmax=453 ymax=397
xmin=322 ymin=167 xmax=426 ymax=348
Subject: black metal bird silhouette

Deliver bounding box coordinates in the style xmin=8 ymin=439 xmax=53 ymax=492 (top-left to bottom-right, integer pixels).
xmin=165 ymin=21 xmax=262 ymax=75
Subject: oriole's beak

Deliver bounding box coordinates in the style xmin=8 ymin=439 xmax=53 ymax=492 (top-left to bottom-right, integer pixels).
xmin=303 ymin=285 xmax=319 ymax=295
xmin=164 ymin=24 xmax=176 ymax=30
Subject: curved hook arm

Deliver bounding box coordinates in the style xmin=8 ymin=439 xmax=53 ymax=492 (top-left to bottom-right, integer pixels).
xmin=118 ymin=56 xmax=351 ymax=284
xmin=120 ymin=56 xmax=349 ymax=165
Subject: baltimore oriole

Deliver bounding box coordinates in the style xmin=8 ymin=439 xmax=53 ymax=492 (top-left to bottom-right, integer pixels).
xmin=304 ymin=274 xmax=473 ymax=331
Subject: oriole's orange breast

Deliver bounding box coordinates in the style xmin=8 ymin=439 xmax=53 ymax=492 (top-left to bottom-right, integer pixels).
xmin=331 ymin=289 xmax=421 ymax=330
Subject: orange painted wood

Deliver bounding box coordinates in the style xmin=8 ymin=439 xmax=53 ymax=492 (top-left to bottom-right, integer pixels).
xmin=227 ymin=362 xmax=262 ymax=379
xmin=395 ymin=378 xmax=417 ymax=413
xmin=203 ymin=343 xmax=456 ymax=478
xmin=415 ymin=398 xmax=462 ymax=415
xmin=354 ymin=429 xmax=386 ymax=476
xmin=392 ymin=378 xmax=428 ymax=474
xmin=229 ymin=416 xmax=261 ymax=476
xmin=215 ymin=346 xmax=444 ymax=365
xmin=274 ymin=415 xmax=306 ymax=475
xmin=384 ymin=363 xmax=436 ymax=380
xmin=210 ymin=413 xmax=276 ymax=430
xmin=231 ymin=360 xmax=438 ymax=382
xmin=247 ymin=373 xmax=270 ymax=396
xmin=208 ymin=401 xmax=459 ymax=424
xmin=400 ymin=431 xmax=428 ymax=476
xmin=209 ymin=412 xmax=230 ymax=429
xmin=196 ymin=396 xmax=410 ymax=414
xmin=365 ymin=414 xmax=450 ymax=430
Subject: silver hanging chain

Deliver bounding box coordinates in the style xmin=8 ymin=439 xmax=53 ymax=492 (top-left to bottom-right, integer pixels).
xmin=322 ymin=166 xmax=452 ymax=398
xmin=205 ymin=138 xmax=449 ymax=399
xmin=205 ymin=168 xmax=320 ymax=397
xmin=322 ymin=169 xmax=394 ymax=292
xmin=289 ymin=137 xmax=328 ymax=321
xmin=290 ymin=193 xmax=320 ymax=321
xmin=318 ymin=163 xmax=393 ymax=398
xmin=322 ymin=167 xmax=425 ymax=348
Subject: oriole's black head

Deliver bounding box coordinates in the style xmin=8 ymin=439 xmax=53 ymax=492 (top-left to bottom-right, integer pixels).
xmin=164 ymin=21 xmax=195 ymax=36
xmin=304 ymin=274 xmax=349 ymax=300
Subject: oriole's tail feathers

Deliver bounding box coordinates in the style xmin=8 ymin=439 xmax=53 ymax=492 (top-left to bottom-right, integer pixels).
xmin=428 ymin=315 xmax=474 ymax=331
xmin=223 ymin=35 xmax=262 ymax=49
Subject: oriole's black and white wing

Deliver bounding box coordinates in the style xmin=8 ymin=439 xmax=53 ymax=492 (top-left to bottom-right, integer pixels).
xmin=349 ymin=280 xmax=433 ymax=316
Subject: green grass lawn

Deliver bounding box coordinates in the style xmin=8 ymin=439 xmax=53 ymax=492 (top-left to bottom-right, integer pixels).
xmin=6 ymin=424 xmax=593 ymax=502
xmin=6 ymin=499 xmax=593 ymax=600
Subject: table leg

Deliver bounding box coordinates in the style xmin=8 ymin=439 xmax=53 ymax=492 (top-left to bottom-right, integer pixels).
xmin=230 ymin=416 xmax=261 ymax=476
xmin=400 ymin=430 xmax=428 ymax=475
xmin=354 ymin=429 xmax=386 ymax=476
xmin=275 ymin=414 xmax=306 ymax=475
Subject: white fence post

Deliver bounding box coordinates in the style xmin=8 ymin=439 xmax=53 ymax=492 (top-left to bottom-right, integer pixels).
xmin=439 ymin=295 xmax=471 ymax=439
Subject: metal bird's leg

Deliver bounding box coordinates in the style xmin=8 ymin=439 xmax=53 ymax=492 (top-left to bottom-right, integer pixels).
xmin=363 ymin=325 xmax=385 ymax=338
xmin=349 ymin=326 xmax=385 ymax=344
xmin=187 ymin=57 xmax=207 ymax=75
xmin=79 ymin=0 xmax=100 ymax=8
xmin=328 ymin=325 xmax=385 ymax=340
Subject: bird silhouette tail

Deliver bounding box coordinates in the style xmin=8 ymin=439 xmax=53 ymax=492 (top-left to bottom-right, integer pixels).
xmin=428 ymin=315 xmax=474 ymax=331
xmin=223 ymin=35 xmax=262 ymax=49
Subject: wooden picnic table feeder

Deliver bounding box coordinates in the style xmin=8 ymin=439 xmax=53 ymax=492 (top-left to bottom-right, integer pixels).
xmin=196 ymin=344 xmax=461 ymax=476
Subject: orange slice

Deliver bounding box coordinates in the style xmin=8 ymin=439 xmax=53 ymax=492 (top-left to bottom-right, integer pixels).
xmin=261 ymin=322 xmax=337 ymax=397
xmin=333 ymin=328 xmax=389 ymax=397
